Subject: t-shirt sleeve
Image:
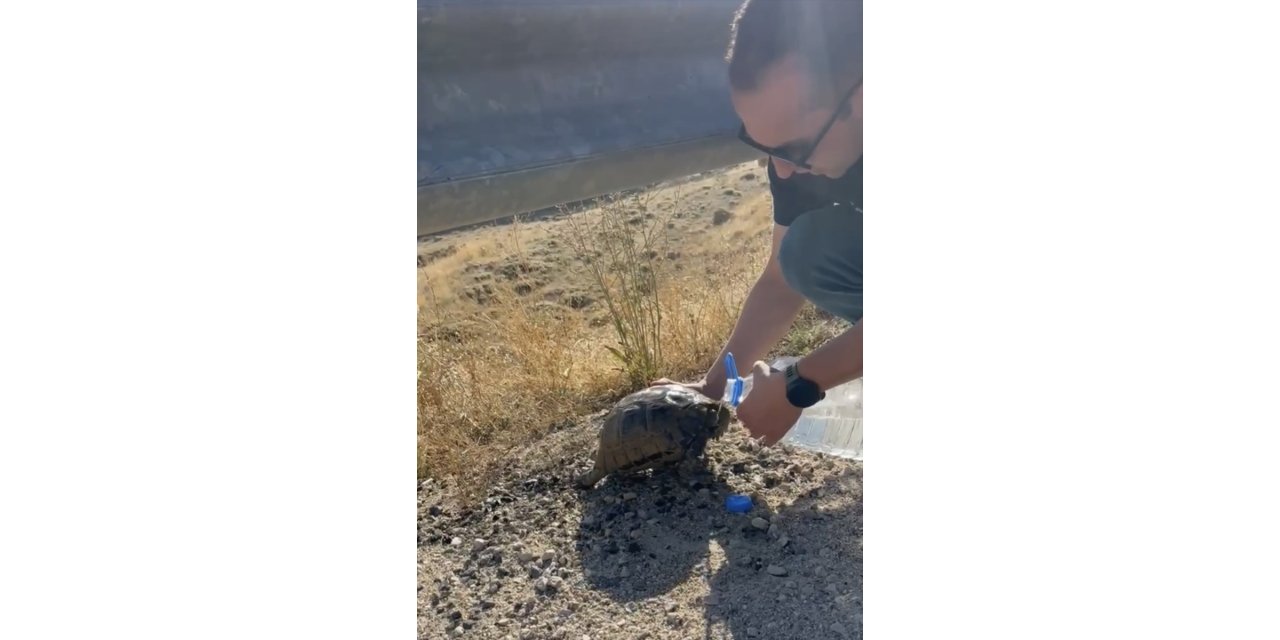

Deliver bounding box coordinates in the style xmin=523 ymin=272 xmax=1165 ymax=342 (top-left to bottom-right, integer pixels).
xmin=768 ymin=161 xmax=823 ymax=227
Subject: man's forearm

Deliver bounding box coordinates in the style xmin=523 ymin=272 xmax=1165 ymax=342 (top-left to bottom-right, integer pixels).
xmin=796 ymin=319 xmax=862 ymax=391
xmin=704 ymin=273 xmax=806 ymax=390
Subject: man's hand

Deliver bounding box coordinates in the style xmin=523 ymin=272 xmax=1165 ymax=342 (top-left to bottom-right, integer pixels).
xmin=648 ymin=376 xmax=724 ymax=401
xmin=736 ymin=361 xmax=801 ymax=445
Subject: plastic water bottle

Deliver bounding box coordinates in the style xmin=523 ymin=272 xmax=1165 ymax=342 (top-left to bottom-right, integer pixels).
xmin=722 ymin=353 xmax=863 ymax=460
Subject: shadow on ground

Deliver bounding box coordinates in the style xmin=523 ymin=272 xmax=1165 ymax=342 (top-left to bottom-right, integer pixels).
xmin=573 ymin=460 xmax=863 ymax=639
xmin=573 ymin=463 xmax=732 ymax=602
xmin=703 ymin=472 xmax=863 ymax=639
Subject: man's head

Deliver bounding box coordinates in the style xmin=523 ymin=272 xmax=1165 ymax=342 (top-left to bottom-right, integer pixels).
xmin=726 ymin=0 xmax=863 ymax=180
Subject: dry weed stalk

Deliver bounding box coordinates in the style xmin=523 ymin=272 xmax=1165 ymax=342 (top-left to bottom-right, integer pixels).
xmin=563 ymin=192 xmax=674 ymax=389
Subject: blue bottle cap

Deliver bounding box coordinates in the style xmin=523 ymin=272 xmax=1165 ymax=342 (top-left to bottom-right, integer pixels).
xmin=725 ymin=494 xmax=753 ymax=513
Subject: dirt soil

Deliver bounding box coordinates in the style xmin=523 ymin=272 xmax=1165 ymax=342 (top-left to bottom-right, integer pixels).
xmin=418 ymin=414 xmax=863 ymax=640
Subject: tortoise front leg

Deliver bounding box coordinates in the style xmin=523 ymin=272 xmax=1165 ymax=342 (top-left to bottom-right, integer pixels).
xmin=577 ymin=449 xmax=607 ymax=488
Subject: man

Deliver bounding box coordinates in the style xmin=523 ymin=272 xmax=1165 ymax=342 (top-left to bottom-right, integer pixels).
xmin=653 ymin=0 xmax=863 ymax=445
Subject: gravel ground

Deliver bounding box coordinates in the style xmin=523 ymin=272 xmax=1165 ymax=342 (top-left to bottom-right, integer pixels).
xmin=419 ymin=412 xmax=863 ymax=640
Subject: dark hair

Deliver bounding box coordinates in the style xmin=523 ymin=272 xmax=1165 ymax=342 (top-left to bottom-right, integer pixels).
xmin=725 ymin=0 xmax=862 ymax=98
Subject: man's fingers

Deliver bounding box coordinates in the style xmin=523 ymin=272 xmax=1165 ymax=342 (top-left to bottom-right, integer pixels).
xmin=750 ymin=361 xmax=771 ymax=379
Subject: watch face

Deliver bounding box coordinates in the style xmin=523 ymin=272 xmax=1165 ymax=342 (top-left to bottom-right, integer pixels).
xmin=791 ymin=384 xmax=820 ymax=407
xmin=784 ymin=365 xmax=822 ymax=408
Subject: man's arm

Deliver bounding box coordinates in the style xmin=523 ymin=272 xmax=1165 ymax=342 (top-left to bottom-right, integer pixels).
xmin=699 ymin=224 xmax=807 ymax=398
xmin=796 ymin=319 xmax=862 ymax=391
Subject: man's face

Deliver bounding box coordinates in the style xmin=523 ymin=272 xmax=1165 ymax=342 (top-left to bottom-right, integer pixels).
xmin=731 ymin=54 xmax=863 ymax=180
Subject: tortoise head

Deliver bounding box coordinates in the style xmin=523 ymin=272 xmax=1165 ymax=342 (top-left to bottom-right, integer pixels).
xmin=708 ymin=400 xmax=732 ymax=438
xmin=651 ymin=383 xmax=732 ymax=439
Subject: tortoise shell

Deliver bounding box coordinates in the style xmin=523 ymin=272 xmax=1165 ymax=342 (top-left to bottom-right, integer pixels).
xmin=576 ymin=384 xmax=731 ymax=488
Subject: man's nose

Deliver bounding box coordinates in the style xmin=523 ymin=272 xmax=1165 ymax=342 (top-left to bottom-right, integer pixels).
xmin=772 ymin=157 xmax=798 ymax=178
xmin=772 ymin=157 xmax=812 ymax=178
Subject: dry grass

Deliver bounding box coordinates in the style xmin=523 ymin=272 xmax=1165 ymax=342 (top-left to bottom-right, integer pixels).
xmin=417 ymin=165 xmax=845 ymax=499
xmin=418 ymin=284 xmax=612 ymax=495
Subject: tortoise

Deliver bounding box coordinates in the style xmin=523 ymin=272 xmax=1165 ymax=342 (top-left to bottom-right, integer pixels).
xmin=576 ymin=384 xmax=732 ymax=488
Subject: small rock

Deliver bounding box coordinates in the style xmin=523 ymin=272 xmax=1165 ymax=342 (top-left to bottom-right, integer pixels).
xmin=778 ymin=534 xmax=790 ymax=548
xmin=665 ymin=613 xmax=680 ymax=626
xmin=740 ymin=173 xmax=757 ymax=181
xmin=831 ymin=621 xmax=848 ymax=635
xmin=549 ymin=577 xmax=563 ymax=591
xmin=665 ymin=601 xmax=678 ymax=613
xmin=518 ymin=551 xmax=534 ymax=564
xmin=767 ymin=564 xmax=788 ymax=577
xmin=622 ymin=491 xmax=637 ymax=501
xmin=711 ymin=209 xmax=733 ymax=225
xmin=472 ymin=539 xmax=488 ymax=553
xmin=487 ymin=582 xmax=501 ymax=595
xmin=541 ymin=550 xmax=555 ymax=563
xmin=450 ymin=626 xmax=464 ymax=637
xmin=451 ymin=537 xmax=463 ymax=546
xmin=767 ymin=523 xmax=779 ymax=538
xmin=751 ymin=517 xmax=769 ymax=530
xmin=534 ymin=577 xmax=549 ymax=593
xmin=528 ymin=565 xmax=542 ymax=579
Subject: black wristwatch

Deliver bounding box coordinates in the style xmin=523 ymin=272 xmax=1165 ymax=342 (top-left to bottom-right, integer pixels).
xmin=783 ymin=363 xmax=825 ymax=408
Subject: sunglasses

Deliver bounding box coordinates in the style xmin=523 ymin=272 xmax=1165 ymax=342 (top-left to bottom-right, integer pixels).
xmin=737 ymin=79 xmax=862 ymax=172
